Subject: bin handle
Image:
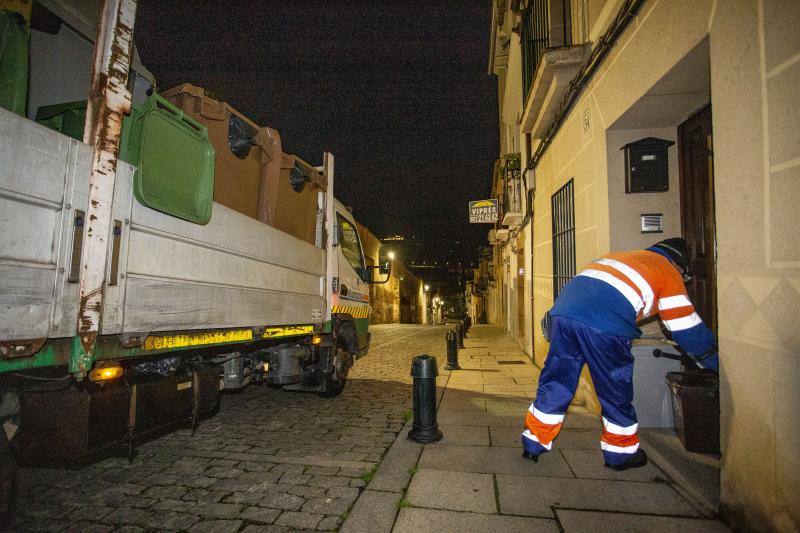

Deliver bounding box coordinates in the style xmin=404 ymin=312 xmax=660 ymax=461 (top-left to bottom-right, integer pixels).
xmin=152 ymin=94 xmax=208 ymax=137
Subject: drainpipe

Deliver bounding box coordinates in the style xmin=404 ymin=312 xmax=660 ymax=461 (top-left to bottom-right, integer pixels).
xmin=74 ymin=0 xmax=138 ymax=376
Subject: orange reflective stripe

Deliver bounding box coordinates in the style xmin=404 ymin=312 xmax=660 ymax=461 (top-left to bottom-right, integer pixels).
xmin=601 ymin=430 xmax=640 ymax=448
xmin=525 ymin=411 xmax=562 ymax=446
xmin=659 ymin=306 xmax=695 ymax=321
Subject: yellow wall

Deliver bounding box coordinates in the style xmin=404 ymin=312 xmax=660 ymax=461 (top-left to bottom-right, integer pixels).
xmin=491 ymin=0 xmax=800 ymax=529
xmin=356 ymin=222 xmax=424 ymax=325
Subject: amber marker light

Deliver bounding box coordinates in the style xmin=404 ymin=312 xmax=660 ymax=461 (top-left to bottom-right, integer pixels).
xmin=311 ymin=335 xmax=323 ymax=345
xmin=89 ymin=363 xmax=124 ymax=382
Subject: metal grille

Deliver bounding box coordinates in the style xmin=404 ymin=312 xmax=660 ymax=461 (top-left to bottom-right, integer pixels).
xmin=551 ymin=179 xmax=575 ymax=298
xmin=521 ymin=0 xmax=572 ymax=105
xmin=521 ymin=0 xmax=550 ymax=103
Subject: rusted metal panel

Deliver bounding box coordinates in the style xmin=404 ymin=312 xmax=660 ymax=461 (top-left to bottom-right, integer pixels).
xmin=76 ymin=0 xmax=137 ymax=373
xmin=0 ymin=107 xmax=90 ymax=342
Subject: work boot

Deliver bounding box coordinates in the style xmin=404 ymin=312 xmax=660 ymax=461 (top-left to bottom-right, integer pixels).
xmin=522 ymin=451 xmax=539 ymax=463
xmin=605 ymin=449 xmax=647 ymax=471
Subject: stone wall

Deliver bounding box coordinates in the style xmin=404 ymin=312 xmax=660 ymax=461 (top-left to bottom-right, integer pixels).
xmin=356 ymin=222 xmax=424 ymax=325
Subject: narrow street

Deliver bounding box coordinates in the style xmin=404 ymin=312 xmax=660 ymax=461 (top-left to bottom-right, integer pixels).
xmin=9 ymin=325 xmax=447 ymax=532
xmin=10 ymin=324 xmax=729 ymax=532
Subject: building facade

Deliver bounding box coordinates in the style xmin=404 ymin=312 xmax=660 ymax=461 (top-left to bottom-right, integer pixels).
xmin=356 ymin=222 xmax=427 ymax=325
xmin=485 ymin=0 xmax=799 ymax=531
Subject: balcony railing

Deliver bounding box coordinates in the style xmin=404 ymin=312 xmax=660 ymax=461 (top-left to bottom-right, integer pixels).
xmin=521 ymin=0 xmax=572 ymax=105
xmin=502 ymin=153 xmax=524 ymax=227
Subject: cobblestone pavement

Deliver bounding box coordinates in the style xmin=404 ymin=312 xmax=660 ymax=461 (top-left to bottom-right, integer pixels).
xmin=9 ymin=324 xmax=449 ymax=533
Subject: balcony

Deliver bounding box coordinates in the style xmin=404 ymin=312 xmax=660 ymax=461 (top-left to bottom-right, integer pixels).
xmin=518 ymin=0 xmax=589 ymax=139
xmin=501 ymin=153 xmax=524 ymax=227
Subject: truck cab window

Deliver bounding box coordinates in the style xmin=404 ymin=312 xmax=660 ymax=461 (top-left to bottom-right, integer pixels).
xmin=337 ymin=215 xmax=365 ymax=276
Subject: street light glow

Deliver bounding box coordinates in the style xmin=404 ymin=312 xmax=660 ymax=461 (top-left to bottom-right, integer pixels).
xmin=387 ymin=251 xmax=396 ymax=261
xmin=424 ymin=284 xmax=430 ymax=291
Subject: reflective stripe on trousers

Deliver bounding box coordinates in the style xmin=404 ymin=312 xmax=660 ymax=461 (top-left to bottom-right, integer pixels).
xmin=520 ymin=316 xmax=639 ymax=465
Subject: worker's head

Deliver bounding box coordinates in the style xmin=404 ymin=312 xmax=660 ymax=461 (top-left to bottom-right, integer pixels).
xmin=649 ymin=238 xmax=690 ymax=280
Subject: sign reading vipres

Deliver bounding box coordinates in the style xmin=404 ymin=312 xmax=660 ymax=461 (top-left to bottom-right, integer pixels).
xmin=469 ymin=199 xmax=499 ymax=223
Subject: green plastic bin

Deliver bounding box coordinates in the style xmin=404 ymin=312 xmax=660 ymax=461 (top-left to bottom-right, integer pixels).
xmin=35 ymin=100 xmax=88 ymax=141
xmin=35 ymin=93 xmax=215 ymax=225
xmin=125 ymin=93 xmax=215 ymax=225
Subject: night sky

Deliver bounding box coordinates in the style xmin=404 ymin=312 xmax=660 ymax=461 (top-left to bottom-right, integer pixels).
xmin=136 ymin=1 xmax=499 ymax=267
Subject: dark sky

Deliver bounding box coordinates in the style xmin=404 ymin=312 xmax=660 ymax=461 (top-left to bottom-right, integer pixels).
xmin=136 ymin=1 xmax=499 ymax=266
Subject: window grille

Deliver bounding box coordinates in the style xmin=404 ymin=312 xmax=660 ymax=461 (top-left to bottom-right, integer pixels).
xmin=551 ymin=179 xmax=575 ymax=298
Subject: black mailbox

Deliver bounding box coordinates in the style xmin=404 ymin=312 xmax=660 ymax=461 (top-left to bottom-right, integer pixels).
xmin=622 ymin=137 xmax=674 ymax=193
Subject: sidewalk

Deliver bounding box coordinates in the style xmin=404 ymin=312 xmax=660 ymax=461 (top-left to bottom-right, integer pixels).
xmin=341 ymin=325 xmax=730 ymax=533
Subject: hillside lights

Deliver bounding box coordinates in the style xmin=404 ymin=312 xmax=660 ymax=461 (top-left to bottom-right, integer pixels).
xmin=89 ymin=362 xmax=124 ymax=382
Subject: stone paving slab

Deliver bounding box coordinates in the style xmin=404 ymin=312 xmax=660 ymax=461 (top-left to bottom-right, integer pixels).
xmin=497 ymin=474 xmax=702 ymax=518
xmin=562 ymin=413 xmax=601 ymax=429
xmin=366 ymin=426 xmax=423 ymax=493
xmin=340 ymin=490 xmax=400 ymax=533
xmin=406 ymin=469 xmax=496 ymax=513
xmin=419 ymin=444 xmax=573 ymax=477
xmin=437 ymin=425 xmax=491 ymax=446
xmin=436 ymin=410 xmax=522 ymax=427
xmin=555 ymin=509 xmax=732 ymax=532
xmin=490 ymin=427 xmax=599 ymax=449
xmin=561 ymin=448 xmax=669 ymax=482
xmin=393 ymin=507 xmax=559 ymax=533
xmin=485 ymin=397 xmax=533 ymax=414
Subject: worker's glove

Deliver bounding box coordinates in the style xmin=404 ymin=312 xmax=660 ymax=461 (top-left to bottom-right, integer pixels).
xmin=540 ymin=311 xmax=552 ymax=343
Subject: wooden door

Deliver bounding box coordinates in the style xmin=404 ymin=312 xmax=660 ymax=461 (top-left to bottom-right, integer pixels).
xmin=678 ymin=106 xmax=717 ymax=332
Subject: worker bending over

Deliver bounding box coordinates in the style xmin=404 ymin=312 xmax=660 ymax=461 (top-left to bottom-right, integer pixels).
xmin=522 ymin=238 xmax=717 ymax=470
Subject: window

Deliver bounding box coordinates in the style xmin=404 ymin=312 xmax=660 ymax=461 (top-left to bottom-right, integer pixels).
xmin=551 ymin=179 xmax=575 ymax=298
xmin=337 ymin=215 xmax=365 ymax=276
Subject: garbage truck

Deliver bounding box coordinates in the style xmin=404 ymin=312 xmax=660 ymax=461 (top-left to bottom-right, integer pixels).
xmin=0 ymin=0 xmax=390 ymax=467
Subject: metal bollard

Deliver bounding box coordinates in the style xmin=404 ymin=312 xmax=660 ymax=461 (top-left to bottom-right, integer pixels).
xmin=445 ymin=330 xmax=460 ymax=370
xmin=408 ymin=355 xmax=443 ymax=443
xmin=456 ymin=322 xmax=465 ymax=348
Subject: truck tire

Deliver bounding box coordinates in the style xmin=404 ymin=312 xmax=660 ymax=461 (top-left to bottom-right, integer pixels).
xmin=317 ymin=345 xmax=350 ymax=398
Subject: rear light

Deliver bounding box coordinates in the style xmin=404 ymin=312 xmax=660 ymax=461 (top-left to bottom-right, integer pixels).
xmin=89 ymin=363 xmax=124 ymax=382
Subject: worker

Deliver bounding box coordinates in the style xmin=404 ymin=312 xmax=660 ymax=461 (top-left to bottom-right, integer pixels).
xmin=522 ymin=238 xmax=717 ymax=470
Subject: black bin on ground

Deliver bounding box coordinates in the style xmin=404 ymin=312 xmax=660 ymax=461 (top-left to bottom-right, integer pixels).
xmin=666 ymin=371 xmax=720 ymax=454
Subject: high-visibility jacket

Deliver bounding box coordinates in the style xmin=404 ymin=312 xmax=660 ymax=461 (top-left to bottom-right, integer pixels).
xmin=550 ymin=248 xmax=715 ymax=357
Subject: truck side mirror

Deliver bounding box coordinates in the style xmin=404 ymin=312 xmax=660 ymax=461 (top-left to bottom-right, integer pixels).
xmin=366 ymin=248 xmax=392 ymax=284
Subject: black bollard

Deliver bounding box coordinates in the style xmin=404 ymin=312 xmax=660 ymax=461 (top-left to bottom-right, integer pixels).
xmin=464 ymin=316 xmax=472 ymax=333
xmin=456 ymin=322 xmax=465 ymax=349
xmin=408 ymin=355 xmax=443 ymax=443
xmin=445 ymin=330 xmax=460 ymax=370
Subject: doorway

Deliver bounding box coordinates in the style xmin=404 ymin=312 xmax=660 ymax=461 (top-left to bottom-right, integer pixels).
xmin=678 ymin=105 xmax=717 ymax=332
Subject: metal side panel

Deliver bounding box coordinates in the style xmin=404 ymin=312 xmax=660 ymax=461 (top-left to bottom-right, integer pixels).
xmin=120 ymin=193 xmax=325 ymax=333
xmin=50 ymin=140 xmax=91 ymax=337
xmin=0 ymin=108 xmax=89 ymax=340
xmin=99 ymin=161 xmax=135 ymax=335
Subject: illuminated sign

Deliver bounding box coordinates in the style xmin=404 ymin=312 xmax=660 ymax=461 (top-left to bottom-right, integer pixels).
xmin=469 ymin=199 xmax=499 ymax=223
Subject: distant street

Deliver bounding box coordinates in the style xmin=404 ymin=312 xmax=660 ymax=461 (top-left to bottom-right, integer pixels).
xmin=10 ymin=325 xmax=448 ymax=532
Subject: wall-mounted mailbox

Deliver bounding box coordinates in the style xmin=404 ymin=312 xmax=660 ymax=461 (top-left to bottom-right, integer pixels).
xmin=622 ymin=137 xmax=674 ymax=193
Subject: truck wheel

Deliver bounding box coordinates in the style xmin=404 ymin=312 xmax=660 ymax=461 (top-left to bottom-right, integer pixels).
xmin=317 ymin=346 xmax=350 ymax=398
